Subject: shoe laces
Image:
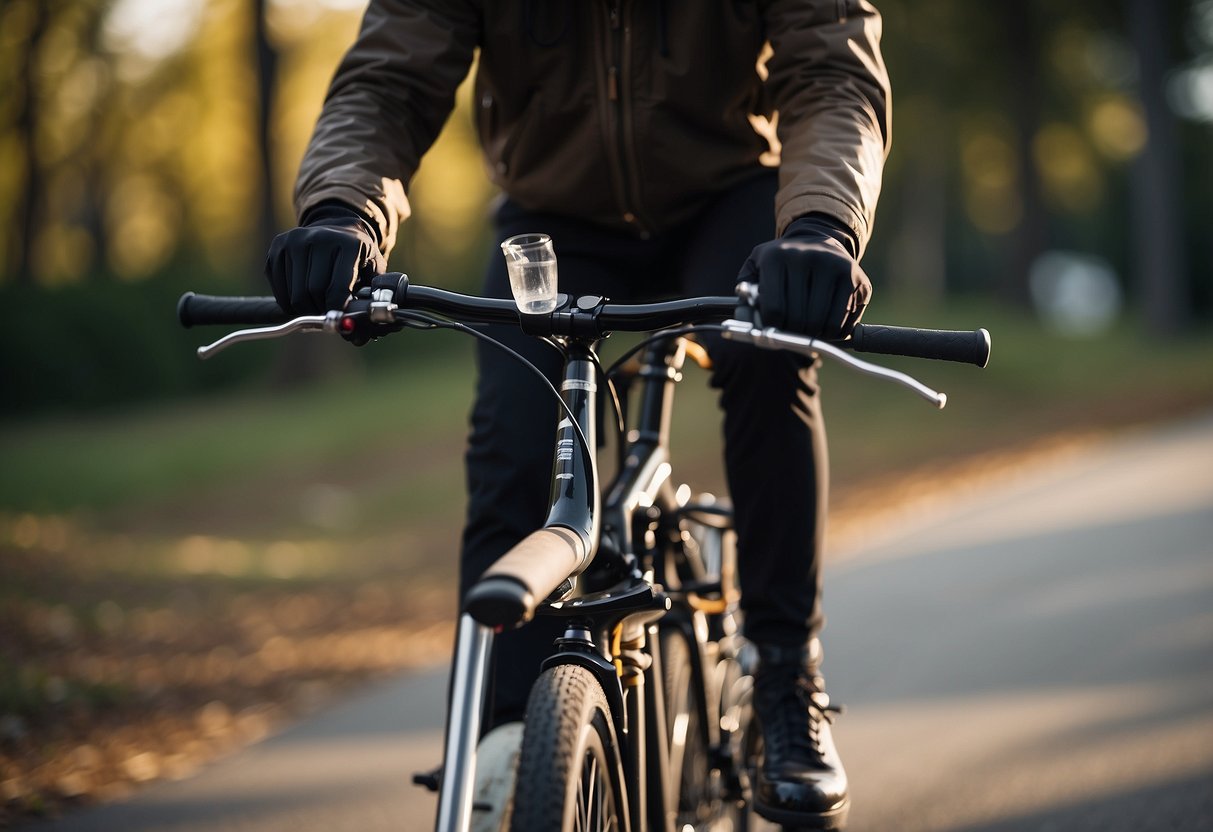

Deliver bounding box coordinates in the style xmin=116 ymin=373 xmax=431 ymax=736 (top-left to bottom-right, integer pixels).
xmin=758 ymin=665 xmax=844 ymax=759
xmin=796 ymin=677 xmax=844 ymax=754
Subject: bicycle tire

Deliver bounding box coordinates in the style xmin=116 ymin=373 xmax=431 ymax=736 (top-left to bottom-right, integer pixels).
xmin=662 ymin=628 xmax=711 ymax=829
xmin=722 ymin=655 xmax=758 ymax=832
xmin=671 ymin=496 xmax=757 ymax=830
xmin=471 ymin=722 xmax=523 ymax=832
xmin=509 ymin=664 xmax=628 ymax=832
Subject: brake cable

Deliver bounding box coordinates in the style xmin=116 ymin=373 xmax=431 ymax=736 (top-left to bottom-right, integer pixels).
xmin=391 ymin=310 xmax=598 ymax=476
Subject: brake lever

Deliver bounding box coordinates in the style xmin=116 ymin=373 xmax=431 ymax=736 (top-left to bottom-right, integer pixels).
xmin=720 ymin=319 xmax=947 ymax=409
xmin=196 ymin=312 xmax=343 ymax=360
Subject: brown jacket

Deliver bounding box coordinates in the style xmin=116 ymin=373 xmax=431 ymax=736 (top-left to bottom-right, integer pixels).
xmin=295 ymin=0 xmax=891 ymax=258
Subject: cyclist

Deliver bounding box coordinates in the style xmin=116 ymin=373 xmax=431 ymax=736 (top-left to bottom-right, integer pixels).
xmin=266 ymin=2 xmax=889 ymax=827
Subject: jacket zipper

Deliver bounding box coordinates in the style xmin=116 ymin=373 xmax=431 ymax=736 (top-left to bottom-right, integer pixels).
xmin=604 ymin=0 xmax=650 ymax=235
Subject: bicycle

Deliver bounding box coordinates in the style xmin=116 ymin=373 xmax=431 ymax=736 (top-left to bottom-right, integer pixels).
xmin=179 ymin=266 xmax=990 ymax=832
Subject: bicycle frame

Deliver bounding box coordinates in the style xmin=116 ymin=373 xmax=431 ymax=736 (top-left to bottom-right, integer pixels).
xmin=180 ymin=277 xmax=989 ymax=832
xmin=436 ymin=334 xmax=704 ymax=832
xmin=600 ymin=339 xmax=752 ymax=832
xmin=437 ymin=334 xmax=604 ymax=832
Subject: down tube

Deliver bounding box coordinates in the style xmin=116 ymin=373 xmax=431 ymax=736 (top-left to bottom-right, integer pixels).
xmin=543 ymin=342 xmax=600 ymax=557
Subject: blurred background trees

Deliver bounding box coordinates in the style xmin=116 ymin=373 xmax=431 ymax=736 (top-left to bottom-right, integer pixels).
xmin=870 ymin=0 xmax=1212 ymax=333
xmin=1 ymin=0 xmax=1210 ymax=414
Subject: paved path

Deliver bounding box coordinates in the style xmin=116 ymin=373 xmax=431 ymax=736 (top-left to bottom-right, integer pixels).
xmin=826 ymin=412 xmax=1213 ymax=831
xmin=36 ymin=670 xmax=449 ymax=832
xmin=37 ymin=414 xmax=1213 ymax=831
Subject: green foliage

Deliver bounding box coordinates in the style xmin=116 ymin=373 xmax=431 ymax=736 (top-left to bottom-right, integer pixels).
xmin=0 ymin=656 xmax=130 ymax=719
xmin=0 ymin=269 xmax=278 ymax=418
xmin=0 ymin=256 xmax=486 ymax=418
xmin=0 ymin=330 xmax=475 ymax=513
xmin=844 ymin=0 xmax=1212 ymax=319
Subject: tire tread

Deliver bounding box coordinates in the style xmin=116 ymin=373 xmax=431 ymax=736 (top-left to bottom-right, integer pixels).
xmin=509 ymin=664 xmax=618 ymax=831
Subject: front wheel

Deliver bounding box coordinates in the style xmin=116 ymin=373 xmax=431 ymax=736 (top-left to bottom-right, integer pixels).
xmin=509 ymin=664 xmax=629 ymax=832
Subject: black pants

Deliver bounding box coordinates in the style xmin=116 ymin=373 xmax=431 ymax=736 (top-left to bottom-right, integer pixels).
xmin=461 ymin=171 xmax=827 ymax=722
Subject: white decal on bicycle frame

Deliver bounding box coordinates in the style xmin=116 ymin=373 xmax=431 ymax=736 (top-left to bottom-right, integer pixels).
xmin=554 ymin=427 xmax=577 ymax=480
xmin=561 ymin=379 xmax=597 ymax=392
xmin=556 ymin=439 xmax=576 ymax=462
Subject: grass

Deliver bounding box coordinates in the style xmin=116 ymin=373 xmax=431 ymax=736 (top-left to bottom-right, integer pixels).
xmin=816 ymin=299 xmax=1213 ymax=478
xmin=2 ymin=300 xmax=1211 ymax=520
xmin=0 ymin=330 xmax=478 ymax=515
xmin=664 ymin=299 xmax=1213 ymax=495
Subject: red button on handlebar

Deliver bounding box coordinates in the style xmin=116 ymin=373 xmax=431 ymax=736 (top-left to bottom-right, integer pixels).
xmin=339 ymin=316 xmax=355 ymax=334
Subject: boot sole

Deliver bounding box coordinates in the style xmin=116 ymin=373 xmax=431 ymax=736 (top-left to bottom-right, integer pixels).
xmin=752 ymin=796 xmax=850 ymax=830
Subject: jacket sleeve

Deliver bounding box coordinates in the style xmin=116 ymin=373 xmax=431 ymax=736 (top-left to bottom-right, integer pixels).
xmin=762 ymin=0 xmax=892 ymax=257
xmin=293 ymin=0 xmax=479 ymax=256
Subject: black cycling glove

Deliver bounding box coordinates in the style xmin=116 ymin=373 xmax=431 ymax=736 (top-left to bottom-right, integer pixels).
xmin=738 ymin=213 xmax=872 ymax=340
xmin=265 ymin=201 xmax=386 ymax=314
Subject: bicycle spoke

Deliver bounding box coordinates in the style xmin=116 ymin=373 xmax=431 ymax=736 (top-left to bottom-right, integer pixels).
xmin=575 ymin=755 xmax=587 ymax=832
xmin=586 ymin=753 xmax=598 ymax=831
xmin=583 ymin=756 xmax=591 ymax=830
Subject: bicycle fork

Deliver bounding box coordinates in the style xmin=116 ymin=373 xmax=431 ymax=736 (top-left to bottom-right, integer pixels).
xmin=434 ymin=614 xmax=494 ymax=832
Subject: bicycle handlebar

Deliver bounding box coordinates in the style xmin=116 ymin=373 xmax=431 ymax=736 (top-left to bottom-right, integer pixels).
xmin=178 ymin=280 xmax=991 ymax=368
xmin=178 ymin=288 xmax=741 ymax=336
xmin=178 ymin=293 xmax=290 ymax=327
xmin=852 ymin=324 xmax=991 ymax=368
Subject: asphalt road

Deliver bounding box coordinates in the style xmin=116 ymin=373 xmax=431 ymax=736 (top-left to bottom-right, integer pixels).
xmin=36 ymin=413 xmax=1213 ymax=831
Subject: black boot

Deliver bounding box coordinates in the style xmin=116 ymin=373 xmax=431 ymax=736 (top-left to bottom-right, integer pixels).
xmin=752 ymin=640 xmax=849 ymax=829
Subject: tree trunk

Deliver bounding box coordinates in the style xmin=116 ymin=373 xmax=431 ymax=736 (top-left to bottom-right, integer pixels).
xmin=1125 ymin=0 xmax=1188 ymax=336
xmin=1004 ymin=0 xmax=1048 ymax=308
xmin=82 ymin=1 xmax=113 ymax=279
xmin=14 ymin=1 xmax=50 ymax=285
xmin=254 ymin=0 xmax=279 ymax=258
xmin=890 ymin=130 xmax=947 ymax=304
xmin=254 ymin=0 xmax=349 ymax=385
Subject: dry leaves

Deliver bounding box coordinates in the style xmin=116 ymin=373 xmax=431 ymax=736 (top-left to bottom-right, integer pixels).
xmin=0 ymin=529 xmax=455 ymax=824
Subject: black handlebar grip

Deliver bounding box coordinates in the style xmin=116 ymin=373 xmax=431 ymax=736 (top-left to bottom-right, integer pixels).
xmin=177 ymin=293 xmax=291 ymax=328
xmin=851 ymin=324 xmax=991 ymax=368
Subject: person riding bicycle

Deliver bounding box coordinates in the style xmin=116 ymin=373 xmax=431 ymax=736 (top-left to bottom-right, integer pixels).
xmin=266 ymin=2 xmax=890 ymax=827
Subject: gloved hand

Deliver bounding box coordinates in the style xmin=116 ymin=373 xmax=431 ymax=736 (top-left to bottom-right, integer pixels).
xmin=738 ymin=213 xmax=872 ymax=340
xmin=265 ymin=201 xmax=386 ymax=314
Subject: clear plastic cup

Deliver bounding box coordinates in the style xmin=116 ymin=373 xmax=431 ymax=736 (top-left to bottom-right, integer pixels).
xmin=500 ymin=233 xmax=558 ymax=314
